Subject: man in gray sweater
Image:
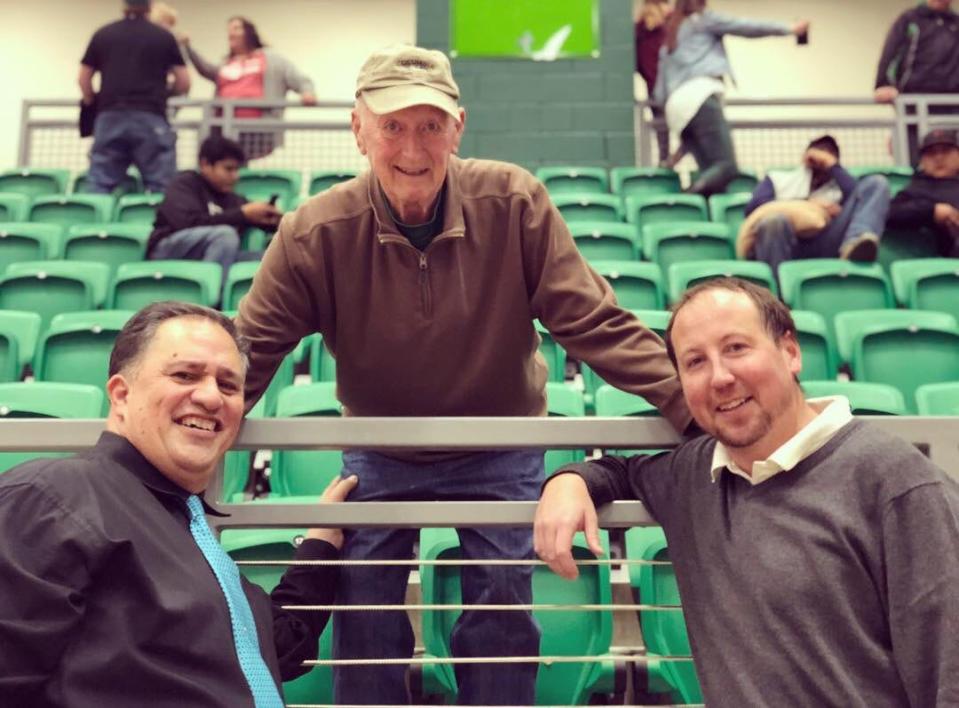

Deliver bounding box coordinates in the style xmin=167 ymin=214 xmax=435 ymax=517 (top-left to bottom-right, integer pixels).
xmin=535 ymin=278 xmax=959 ymax=707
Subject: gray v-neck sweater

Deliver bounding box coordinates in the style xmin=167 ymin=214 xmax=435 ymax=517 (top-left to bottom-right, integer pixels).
xmin=564 ymin=420 xmax=959 ymax=707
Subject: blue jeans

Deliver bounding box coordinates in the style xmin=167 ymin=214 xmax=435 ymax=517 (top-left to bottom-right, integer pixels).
xmin=333 ymin=449 xmax=544 ymax=705
xmin=682 ymin=95 xmax=739 ymax=197
xmin=88 ymin=109 xmax=176 ymax=193
xmin=753 ymin=175 xmax=892 ymax=275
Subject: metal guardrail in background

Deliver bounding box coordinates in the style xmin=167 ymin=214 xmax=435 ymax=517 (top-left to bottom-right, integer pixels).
xmin=635 ymin=94 xmax=959 ymax=170
xmin=1 ymin=416 xmax=957 ymax=532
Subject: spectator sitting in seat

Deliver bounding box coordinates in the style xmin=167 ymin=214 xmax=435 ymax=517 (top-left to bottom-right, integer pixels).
xmin=147 ymin=135 xmax=279 ymax=298
xmin=887 ymin=128 xmax=959 ymax=257
xmin=741 ymin=135 xmax=890 ymax=274
xmin=535 ymin=277 xmax=959 ymax=707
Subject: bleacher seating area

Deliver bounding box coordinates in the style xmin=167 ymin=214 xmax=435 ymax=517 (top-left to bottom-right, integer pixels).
xmin=2 ymin=157 xmax=959 ymax=706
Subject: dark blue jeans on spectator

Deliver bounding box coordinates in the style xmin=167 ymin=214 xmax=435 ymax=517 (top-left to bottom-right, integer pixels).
xmin=333 ymin=448 xmax=544 ymax=706
xmin=87 ymin=109 xmax=176 ymax=193
xmin=753 ymin=175 xmax=891 ymax=276
xmin=682 ymin=94 xmax=739 ymax=197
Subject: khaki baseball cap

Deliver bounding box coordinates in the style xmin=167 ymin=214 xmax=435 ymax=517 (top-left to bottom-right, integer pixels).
xmin=355 ymin=45 xmax=461 ymax=120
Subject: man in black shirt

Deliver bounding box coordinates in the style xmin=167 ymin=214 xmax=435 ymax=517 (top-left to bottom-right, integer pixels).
xmin=887 ymin=128 xmax=959 ymax=256
xmin=0 ymin=301 xmax=357 ymax=707
xmin=79 ymin=0 xmax=189 ymax=193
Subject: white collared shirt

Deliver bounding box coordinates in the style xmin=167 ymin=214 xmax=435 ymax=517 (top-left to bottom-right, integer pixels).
xmin=709 ymin=396 xmax=854 ymax=486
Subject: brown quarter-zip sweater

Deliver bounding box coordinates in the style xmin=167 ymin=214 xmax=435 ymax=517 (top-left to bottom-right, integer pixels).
xmin=236 ymin=157 xmax=690 ymax=455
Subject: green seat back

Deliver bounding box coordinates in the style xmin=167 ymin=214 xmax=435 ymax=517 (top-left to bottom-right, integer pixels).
xmin=220 ymin=527 xmax=333 ymax=704
xmin=115 ymin=193 xmax=163 ymax=223
xmin=626 ymin=194 xmax=709 ymax=232
xmin=110 ymin=260 xmax=222 ymax=309
xmin=0 ymin=331 xmax=17 ymax=382
xmin=708 ymin=192 xmax=751 ymax=236
xmin=536 ymin=166 xmax=609 ymax=195
xmin=224 ymin=261 xmax=261 ymax=311
xmin=592 ymin=384 xmax=660 ymax=455
xmin=220 ymin=397 xmax=266 ymax=501
xmin=590 ymin=260 xmax=665 ymax=310
xmin=553 ymin=193 xmax=624 ymax=223
xmin=878 ymin=226 xmax=940 ymax=271
xmin=535 ymin=320 xmax=566 ymax=383
xmin=419 ymin=527 xmax=615 ymax=705
xmin=29 ymin=194 xmax=115 ymax=226
xmin=642 ymin=222 xmax=733 ymax=273
xmin=569 ymin=221 xmax=640 ymax=261
xmin=0 ymin=260 xmax=111 ymax=328
xmin=64 ymin=223 xmax=150 ymax=273
xmin=236 ymin=169 xmax=302 ymax=203
xmin=0 ymin=310 xmax=41 ymax=381
xmin=625 ymin=527 xmax=702 ymax=704
xmin=0 ymin=168 xmax=69 ymax=199
xmin=666 ymin=260 xmax=776 ymax=304
xmin=308 ymin=335 xmax=338 ymax=383
xmin=631 ymin=309 xmax=670 ymax=336
xmin=610 ymin=167 xmax=681 ymax=199
xmin=545 ymin=382 xmax=586 ymax=475
xmin=0 ymin=193 xmax=30 ymax=221
xmin=0 ymin=222 xmax=63 ymax=270
xmin=790 ymin=310 xmax=838 ymax=382
xmin=308 ymin=170 xmax=359 ymax=195
xmin=915 ymin=382 xmax=959 ymax=415
xmin=0 ymin=382 xmax=105 ymax=473
xmin=890 ymin=258 xmax=959 ymax=320
xmin=800 ymin=380 xmax=907 ymax=415
xmin=270 ymin=382 xmax=343 ymax=496
xmin=72 ymin=170 xmax=142 ymax=196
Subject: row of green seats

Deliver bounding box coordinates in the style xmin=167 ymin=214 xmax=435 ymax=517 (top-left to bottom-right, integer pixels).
xmin=0 ymin=193 xmax=162 ymax=225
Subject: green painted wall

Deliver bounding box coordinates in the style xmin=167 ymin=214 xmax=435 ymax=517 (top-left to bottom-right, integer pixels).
xmin=416 ymin=0 xmax=636 ymax=171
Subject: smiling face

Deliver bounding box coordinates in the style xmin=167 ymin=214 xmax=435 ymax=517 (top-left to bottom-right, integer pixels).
xmin=106 ymin=316 xmax=245 ymax=493
xmin=352 ymin=101 xmax=464 ymax=224
xmin=670 ymin=289 xmax=811 ymax=467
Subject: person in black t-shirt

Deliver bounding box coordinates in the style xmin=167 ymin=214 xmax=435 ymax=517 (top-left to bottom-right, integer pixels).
xmin=79 ymin=0 xmax=189 ymax=193
xmin=148 ymin=135 xmax=281 ymax=302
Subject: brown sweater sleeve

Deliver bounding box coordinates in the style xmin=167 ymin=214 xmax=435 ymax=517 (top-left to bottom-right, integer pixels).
xmin=520 ymin=180 xmax=691 ymax=432
xmin=235 ymin=216 xmax=320 ymax=412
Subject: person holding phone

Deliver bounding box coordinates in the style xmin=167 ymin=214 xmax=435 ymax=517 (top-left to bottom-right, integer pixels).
xmin=148 ymin=135 xmax=279 ymax=304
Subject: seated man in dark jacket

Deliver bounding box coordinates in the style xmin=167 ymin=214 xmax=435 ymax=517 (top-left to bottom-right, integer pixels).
xmin=147 ymin=135 xmax=281 ymax=281
xmin=887 ymin=128 xmax=959 ymax=257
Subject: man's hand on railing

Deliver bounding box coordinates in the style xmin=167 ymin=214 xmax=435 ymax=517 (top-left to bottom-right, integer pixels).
xmin=534 ymin=473 xmax=603 ymax=581
xmin=874 ymin=86 xmax=900 ymax=104
xmin=241 ymin=201 xmax=283 ymax=227
xmin=305 ymin=474 xmax=359 ymax=549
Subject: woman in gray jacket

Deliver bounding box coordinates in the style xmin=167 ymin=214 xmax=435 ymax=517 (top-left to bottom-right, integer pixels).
xmin=654 ymin=0 xmax=807 ymax=196
xmin=183 ymin=16 xmax=316 ymax=160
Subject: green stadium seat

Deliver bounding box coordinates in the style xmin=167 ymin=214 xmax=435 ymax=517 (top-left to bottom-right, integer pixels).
xmin=878 ymin=227 xmax=940 ymax=271
xmin=800 ymin=380 xmax=907 ymax=415
xmin=625 ymin=194 xmax=709 ymax=231
xmin=270 ymin=382 xmax=343 ymax=496
xmin=308 ymin=335 xmax=337 ymax=383
xmin=552 ymin=193 xmax=624 ymax=223
xmin=236 ymin=168 xmax=302 ymax=203
xmin=569 ymin=221 xmax=640 ymax=261
xmin=0 ymin=310 xmax=41 ymax=381
xmin=590 ymin=261 xmax=665 ymax=310
xmin=28 ymin=194 xmax=115 ymax=226
xmin=536 ymin=166 xmax=609 ymax=195
xmin=33 ymin=310 xmax=135 ymax=410
xmin=71 ymin=170 xmax=142 ymax=196
xmin=0 ymin=222 xmax=64 ymax=270
xmin=666 ymin=260 xmax=776 ymax=303
xmin=708 ymin=192 xmax=751 ymax=235
xmin=847 ymin=166 xmax=913 ymax=196
xmin=259 ymin=351 xmax=296 ymax=420
xmin=0 ymin=261 xmax=111 ymax=327
xmin=610 ymin=167 xmax=681 ymax=199
xmin=220 ymin=526 xmax=334 ymax=704
xmin=0 ymin=168 xmax=69 ymax=199
xmin=915 ymin=382 xmax=959 ymax=415
xmin=223 ymin=261 xmax=260 ymax=311
xmin=308 ymin=170 xmax=359 ymax=195
xmin=535 ymin=320 xmax=566 ymax=383
xmin=545 ymin=382 xmax=586 ymax=475
xmin=63 ymin=223 xmax=150 ymax=273
xmin=642 ymin=223 xmax=734 ymax=274
xmin=724 ymin=171 xmax=759 ymax=194
xmin=594 ymin=384 xmax=658 ymax=418
xmin=0 ymin=193 xmax=29 ymax=221
xmin=219 ymin=396 xmax=266 ymax=502
xmin=114 ymin=193 xmax=163 ymax=223
xmin=632 ymin=308 xmax=670 ymax=336
xmin=778 ymin=260 xmax=894 ymax=337
xmin=419 ymin=527 xmax=618 ymax=705
xmin=890 ymin=258 xmax=959 ymax=319
xmin=109 ymin=260 xmax=222 ymax=309
xmin=834 ymin=309 xmax=959 ymax=411
xmin=625 ymin=527 xmax=702 ymax=705
xmin=0 ymin=382 xmax=105 ymax=473
xmin=791 ymin=310 xmax=838 ymax=382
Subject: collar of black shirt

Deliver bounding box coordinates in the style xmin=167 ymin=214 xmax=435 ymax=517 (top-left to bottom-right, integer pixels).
xmin=95 ymin=431 xmax=227 ymax=519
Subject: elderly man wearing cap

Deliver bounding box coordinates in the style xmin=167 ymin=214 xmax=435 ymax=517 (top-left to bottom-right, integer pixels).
xmin=888 ymin=129 xmax=959 ymax=257
xmin=235 ymin=45 xmax=692 ymax=705
xmin=79 ymin=0 xmax=189 ymax=194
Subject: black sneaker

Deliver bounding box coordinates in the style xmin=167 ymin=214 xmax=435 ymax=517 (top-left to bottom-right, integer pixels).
xmin=839 ymin=232 xmax=879 ymax=262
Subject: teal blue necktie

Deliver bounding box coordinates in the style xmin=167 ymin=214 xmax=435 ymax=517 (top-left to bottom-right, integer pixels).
xmin=186 ymin=495 xmax=284 ymax=708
